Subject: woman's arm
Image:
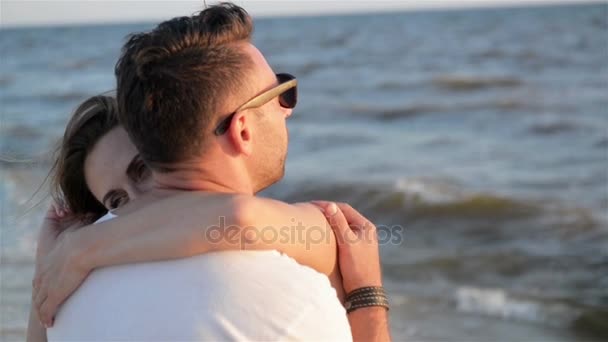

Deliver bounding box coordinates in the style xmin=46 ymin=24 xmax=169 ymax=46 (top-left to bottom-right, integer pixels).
xmin=73 ymin=192 xmax=247 ymax=269
xmin=33 ymin=192 xmax=340 ymax=326
xmin=77 ymin=194 xmax=336 ymax=274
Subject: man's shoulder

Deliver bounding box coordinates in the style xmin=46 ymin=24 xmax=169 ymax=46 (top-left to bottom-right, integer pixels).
xmin=241 ymin=196 xmax=323 ymax=223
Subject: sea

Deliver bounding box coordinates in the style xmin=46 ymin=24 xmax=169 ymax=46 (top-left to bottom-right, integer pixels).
xmin=1 ymin=3 xmax=607 ymax=341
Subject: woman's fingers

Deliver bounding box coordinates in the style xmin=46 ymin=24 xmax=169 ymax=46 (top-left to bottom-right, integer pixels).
xmin=311 ymin=201 xmax=355 ymax=245
xmin=34 ymin=275 xmax=57 ymax=327
xmin=39 ymin=296 xmax=57 ymax=328
xmin=311 ymin=202 xmax=383 ymax=293
xmin=34 ymin=284 xmax=47 ymax=320
xmin=310 ymin=200 xmax=332 ymax=212
xmin=334 ymin=203 xmax=375 ymax=232
xmin=32 ymin=271 xmax=44 ymax=309
xmin=32 ymin=230 xmax=90 ymax=329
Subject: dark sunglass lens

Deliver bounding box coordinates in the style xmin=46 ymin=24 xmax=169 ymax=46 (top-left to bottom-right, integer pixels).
xmin=276 ymin=73 xmax=297 ymax=109
xmin=279 ymin=87 xmax=297 ymax=108
xmin=277 ymin=73 xmax=293 ymax=83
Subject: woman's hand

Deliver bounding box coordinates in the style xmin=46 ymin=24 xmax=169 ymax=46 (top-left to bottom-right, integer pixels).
xmin=32 ymin=207 xmax=90 ymax=328
xmin=311 ymin=201 xmax=383 ymax=294
xmin=28 ymin=203 xmax=70 ymax=340
xmin=312 ymin=201 xmax=391 ymax=342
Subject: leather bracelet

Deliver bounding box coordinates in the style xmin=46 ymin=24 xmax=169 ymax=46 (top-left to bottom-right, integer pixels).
xmin=346 ymin=286 xmax=381 ymax=295
xmin=344 ymin=286 xmax=389 ymax=314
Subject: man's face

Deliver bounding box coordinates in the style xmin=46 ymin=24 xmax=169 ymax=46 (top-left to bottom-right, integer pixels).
xmin=236 ymin=42 xmax=293 ymax=193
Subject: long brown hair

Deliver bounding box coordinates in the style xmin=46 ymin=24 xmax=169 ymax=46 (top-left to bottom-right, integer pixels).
xmin=50 ymin=95 xmax=119 ymax=222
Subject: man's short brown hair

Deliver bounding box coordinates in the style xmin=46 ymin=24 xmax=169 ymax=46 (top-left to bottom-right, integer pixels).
xmin=115 ymin=2 xmax=253 ymax=171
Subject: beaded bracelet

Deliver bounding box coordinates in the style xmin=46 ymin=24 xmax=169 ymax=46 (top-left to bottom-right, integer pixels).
xmin=344 ymin=286 xmax=389 ymax=314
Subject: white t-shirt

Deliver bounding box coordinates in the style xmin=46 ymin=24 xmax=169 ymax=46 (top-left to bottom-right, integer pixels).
xmin=48 ymin=212 xmax=352 ymax=341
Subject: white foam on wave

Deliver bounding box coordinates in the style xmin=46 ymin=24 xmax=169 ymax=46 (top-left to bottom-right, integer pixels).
xmin=455 ymin=286 xmax=579 ymax=327
xmin=395 ymin=178 xmax=465 ymax=204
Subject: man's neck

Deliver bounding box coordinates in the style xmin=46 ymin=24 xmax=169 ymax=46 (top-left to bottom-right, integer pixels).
xmin=115 ymin=161 xmax=254 ymax=216
xmin=151 ymin=164 xmax=254 ymax=195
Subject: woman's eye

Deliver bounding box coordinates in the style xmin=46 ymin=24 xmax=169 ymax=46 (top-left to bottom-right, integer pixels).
xmin=109 ymin=193 xmax=129 ymax=209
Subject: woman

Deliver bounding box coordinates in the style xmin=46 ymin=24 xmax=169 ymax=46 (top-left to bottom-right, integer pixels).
xmin=27 ymin=95 xmax=386 ymax=340
xmin=28 ymin=94 xmax=156 ymax=340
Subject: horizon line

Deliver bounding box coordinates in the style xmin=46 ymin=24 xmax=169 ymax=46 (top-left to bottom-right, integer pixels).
xmin=1 ymin=0 xmax=605 ymax=29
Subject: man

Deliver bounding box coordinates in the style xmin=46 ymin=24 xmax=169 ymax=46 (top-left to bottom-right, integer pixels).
xmin=39 ymin=3 xmax=389 ymax=341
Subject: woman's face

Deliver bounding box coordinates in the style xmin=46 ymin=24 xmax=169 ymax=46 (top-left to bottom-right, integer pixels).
xmin=84 ymin=126 xmax=153 ymax=210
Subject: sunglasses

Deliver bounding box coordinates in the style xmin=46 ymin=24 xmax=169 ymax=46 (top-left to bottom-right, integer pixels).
xmin=214 ymin=73 xmax=298 ymax=135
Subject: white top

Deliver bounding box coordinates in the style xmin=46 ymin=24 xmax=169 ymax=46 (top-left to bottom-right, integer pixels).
xmin=48 ymin=212 xmax=351 ymax=341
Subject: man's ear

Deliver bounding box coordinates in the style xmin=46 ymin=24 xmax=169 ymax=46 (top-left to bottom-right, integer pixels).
xmin=227 ymin=111 xmax=253 ymax=156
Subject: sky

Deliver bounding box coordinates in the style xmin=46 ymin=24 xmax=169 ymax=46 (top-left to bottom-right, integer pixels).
xmin=0 ymin=0 xmax=604 ymax=28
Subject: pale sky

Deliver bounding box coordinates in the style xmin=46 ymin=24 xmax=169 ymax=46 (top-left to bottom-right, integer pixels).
xmin=0 ymin=0 xmax=603 ymax=28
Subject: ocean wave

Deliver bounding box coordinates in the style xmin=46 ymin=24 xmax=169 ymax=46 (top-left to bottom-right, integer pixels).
xmin=367 ymin=105 xmax=441 ymax=121
xmin=476 ymin=48 xmax=507 ymax=59
xmin=42 ymin=91 xmax=91 ymax=103
xmin=346 ymin=98 xmax=528 ymax=120
xmin=528 ymin=120 xmax=581 ymax=135
xmin=591 ymin=15 xmax=608 ymax=29
xmin=381 ymin=180 xmax=540 ymax=221
xmin=2 ymin=91 xmax=91 ymax=105
xmin=455 ymin=286 xmax=608 ymax=338
xmin=275 ymin=178 xmax=543 ymax=223
xmin=432 ymin=75 xmax=522 ymax=91
xmin=572 ymin=309 xmax=608 ymax=340
xmin=294 ymin=61 xmax=326 ymax=76
xmin=1 ymin=124 xmax=44 ymax=139
xmin=455 ymin=286 xmax=579 ymax=326
xmin=56 ymin=57 xmax=99 ymax=71
xmin=0 ymin=154 xmax=51 ymax=168
xmin=408 ymin=195 xmax=539 ymax=220
xmin=275 ymin=178 xmax=608 ymax=236
xmin=0 ymin=74 xmax=14 ymax=87
xmin=377 ymin=81 xmax=409 ymax=91
xmin=594 ymin=137 xmax=608 ymax=148
xmin=347 ymin=103 xmax=438 ymax=119
xmin=319 ymin=34 xmax=351 ymax=48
